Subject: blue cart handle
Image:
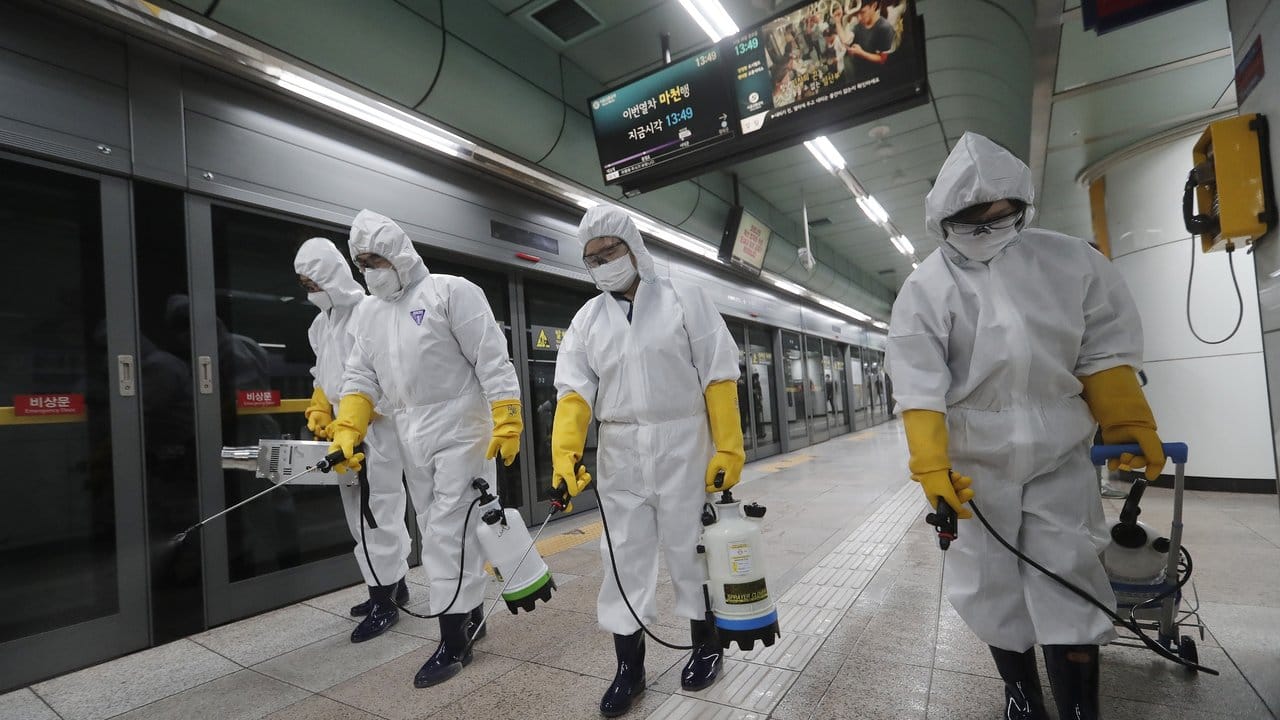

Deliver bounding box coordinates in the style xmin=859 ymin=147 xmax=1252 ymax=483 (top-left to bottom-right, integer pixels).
xmin=1091 ymin=442 xmax=1188 ymax=466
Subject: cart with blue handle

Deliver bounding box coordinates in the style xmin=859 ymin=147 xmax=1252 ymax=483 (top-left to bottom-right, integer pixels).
xmin=1091 ymin=442 xmax=1205 ymax=670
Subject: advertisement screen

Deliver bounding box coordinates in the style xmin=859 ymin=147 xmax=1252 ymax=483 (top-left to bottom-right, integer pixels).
xmin=731 ymin=0 xmax=922 ymax=136
xmin=589 ymin=48 xmax=737 ymax=184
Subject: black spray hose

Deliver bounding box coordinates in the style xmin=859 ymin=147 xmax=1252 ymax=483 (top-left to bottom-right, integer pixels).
xmin=357 ymin=466 xmax=482 ymax=620
xmin=590 ymin=482 xmax=694 ymax=650
xmin=966 ymin=500 xmax=1218 ymax=675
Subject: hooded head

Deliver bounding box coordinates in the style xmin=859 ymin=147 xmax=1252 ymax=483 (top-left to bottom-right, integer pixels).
xmin=577 ymin=205 xmax=656 ymax=290
xmin=347 ymin=209 xmax=429 ymax=301
xmin=293 ymin=237 xmax=366 ymax=310
xmin=924 ymin=132 xmax=1036 ymax=246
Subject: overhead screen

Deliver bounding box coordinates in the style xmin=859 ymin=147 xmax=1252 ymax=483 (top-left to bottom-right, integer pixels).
xmin=1081 ymin=0 xmax=1205 ymax=33
xmin=589 ymin=0 xmax=928 ymax=195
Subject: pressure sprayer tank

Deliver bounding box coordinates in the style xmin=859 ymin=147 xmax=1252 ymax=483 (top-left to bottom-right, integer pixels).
xmin=700 ymin=490 xmax=780 ymax=650
xmin=1102 ymin=477 xmax=1172 ymax=617
xmin=472 ymin=480 xmax=556 ymax=613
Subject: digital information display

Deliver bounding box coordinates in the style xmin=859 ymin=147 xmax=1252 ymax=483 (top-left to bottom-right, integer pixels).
xmin=588 ymin=1 xmax=928 ymax=195
xmin=589 ymin=49 xmax=736 ymax=184
xmin=1082 ymin=0 xmax=1205 ymax=33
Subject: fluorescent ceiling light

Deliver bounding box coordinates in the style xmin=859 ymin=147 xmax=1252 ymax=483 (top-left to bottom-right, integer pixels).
xmin=678 ymin=0 xmax=739 ymax=42
xmin=272 ymin=70 xmax=470 ymax=158
xmin=889 ymin=234 xmax=914 ymax=256
xmin=873 ymin=321 xmax=889 ymax=330
xmin=803 ymin=136 xmax=846 ymax=173
xmin=911 ymin=261 xmax=919 ymax=269
xmin=856 ymin=195 xmax=889 ymax=225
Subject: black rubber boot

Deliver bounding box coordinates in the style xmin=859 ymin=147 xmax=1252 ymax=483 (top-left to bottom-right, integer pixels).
xmin=413 ymin=613 xmax=473 ymax=688
xmin=989 ymin=646 xmax=1049 ymax=720
xmin=349 ymin=577 xmax=409 ymax=616
xmin=350 ymin=583 xmax=400 ymax=643
xmin=1043 ymin=644 xmax=1101 ymax=720
xmin=600 ymin=630 xmax=646 ymax=718
xmin=680 ymin=619 xmax=723 ymax=691
xmin=468 ymin=605 xmax=487 ymax=644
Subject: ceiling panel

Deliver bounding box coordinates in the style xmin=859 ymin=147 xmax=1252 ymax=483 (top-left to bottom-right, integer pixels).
xmin=1055 ymin=0 xmax=1230 ymax=92
xmin=1047 ymin=55 xmax=1234 ymax=147
xmin=210 ymin=0 xmax=443 ymax=107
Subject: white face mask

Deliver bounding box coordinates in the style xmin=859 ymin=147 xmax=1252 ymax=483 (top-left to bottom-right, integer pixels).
xmin=307 ymin=291 xmax=332 ymax=311
xmin=364 ymin=267 xmax=402 ymax=299
xmin=946 ymin=225 xmax=1021 ymax=263
xmin=589 ymin=255 xmax=638 ymax=292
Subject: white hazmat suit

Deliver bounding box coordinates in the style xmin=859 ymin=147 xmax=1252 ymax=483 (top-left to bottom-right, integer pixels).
xmin=340 ymin=211 xmax=521 ymax=615
xmin=555 ymin=206 xmax=740 ymax=634
xmin=886 ymin=133 xmax=1143 ymax=652
xmin=294 ymin=238 xmax=409 ymax=588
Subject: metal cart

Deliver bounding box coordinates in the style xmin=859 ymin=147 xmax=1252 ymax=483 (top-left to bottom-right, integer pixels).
xmin=1090 ymin=442 xmax=1206 ymax=670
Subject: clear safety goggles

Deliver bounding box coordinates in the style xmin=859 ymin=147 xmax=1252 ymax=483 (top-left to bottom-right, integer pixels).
xmin=583 ymin=240 xmax=628 ymax=268
xmin=942 ymin=208 xmax=1025 ymax=238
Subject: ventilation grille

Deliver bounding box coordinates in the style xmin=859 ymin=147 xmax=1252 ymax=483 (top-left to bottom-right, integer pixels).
xmin=532 ymin=0 xmax=602 ymax=42
xmin=807 ymin=217 xmax=832 ymax=227
xmin=268 ymin=445 xmax=282 ymax=477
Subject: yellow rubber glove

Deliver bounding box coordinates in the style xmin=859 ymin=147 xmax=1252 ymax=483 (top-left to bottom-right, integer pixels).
xmin=304 ymin=386 xmax=333 ymax=440
xmin=550 ymin=392 xmax=593 ymax=512
xmin=704 ymin=380 xmax=746 ymax=493
xmin=486 ymin=399 xmax=524 ymax=466
xmin=902 ymin=409 xmax=975 ymax=519
xmin=327 ymin=393 xmax=374 ymax=474
xmin=1081 ymin=365 xmax=1166 ymax=481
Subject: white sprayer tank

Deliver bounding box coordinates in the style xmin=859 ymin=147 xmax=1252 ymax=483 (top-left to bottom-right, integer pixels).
xmin=700 ymin=490 xmax=780 ymax=650
xmin=474 ymin=498 xmax=556 ymax=613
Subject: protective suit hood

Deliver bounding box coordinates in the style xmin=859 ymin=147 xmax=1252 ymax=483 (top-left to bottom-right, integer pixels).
xmin=347 ymin=209 xmax=430 ymax=295
xmin=577 ymin=205 xmax=656 ymax=282
xmin=293 ymin=237 xmax=365 ymax=308
xmin=925 ymin=132 xmax=1036 ymax=244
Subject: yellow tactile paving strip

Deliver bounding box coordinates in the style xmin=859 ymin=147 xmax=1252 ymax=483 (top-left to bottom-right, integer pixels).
xmin=753 ymin=453 xmax=815 ymax=473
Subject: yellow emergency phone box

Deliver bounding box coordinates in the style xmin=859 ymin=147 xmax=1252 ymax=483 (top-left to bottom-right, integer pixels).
xmin=1185 ymin=113 xmax=1276 ymax=252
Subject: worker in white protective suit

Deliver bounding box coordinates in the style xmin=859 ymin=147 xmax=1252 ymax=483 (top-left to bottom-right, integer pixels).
xmin=326 ymin=210 xmax=525 ymax=689
xmin=551 ymin=205 xmax=746 ymax=718
xmin=295 ymin=238 xmax=410 ymax=644
xmin=886 ymin=132 xmax=1166 ymax=720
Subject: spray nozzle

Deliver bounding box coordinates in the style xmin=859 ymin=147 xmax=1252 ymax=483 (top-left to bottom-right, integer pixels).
xmin=315 ymin=448 xmax=349 ymax=473
xmin=548 ymin=464 xmax=586 ymax=513
xmin=925 ymin=502 xmax=958 ymax=551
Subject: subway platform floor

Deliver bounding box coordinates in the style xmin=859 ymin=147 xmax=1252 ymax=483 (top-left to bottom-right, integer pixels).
xmin=3 ymin=422 xmax=1278 ymax=720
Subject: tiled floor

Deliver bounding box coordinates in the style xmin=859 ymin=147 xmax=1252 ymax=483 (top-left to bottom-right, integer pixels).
xmin=3 ymin=421 xmax=1277 ymax=720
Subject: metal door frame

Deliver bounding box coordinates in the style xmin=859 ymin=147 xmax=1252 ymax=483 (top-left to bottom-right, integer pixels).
xmin=517 ymin=274 xmax=600 ymax=525
xmin=805 ymin=335 xmax=832 ymax=445
xmin=186 ymin=195 xmax=361 ymax=627
xmin=743 ymin=322 xmax=781 ymax=461
xmin=777 ymin=330 xmax=808 ymax=452
xmin=0 ymin=152 xmax=149 ymax=691
xmin=842 ymin=344 xmax=858 ymax=433
xmin=828 ymin=343 xmax=851 ymax=438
